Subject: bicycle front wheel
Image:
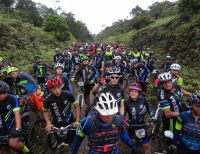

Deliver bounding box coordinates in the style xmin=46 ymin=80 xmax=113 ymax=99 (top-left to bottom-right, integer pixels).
xmin=27 ymin=119 xmax=47 ymax=154
xmin=149 ymin=134 xmax=169 ymax=154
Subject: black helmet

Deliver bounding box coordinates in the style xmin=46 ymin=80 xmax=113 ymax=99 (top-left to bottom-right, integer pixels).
xmin=0 ymin=81 xmax=9 ymax=93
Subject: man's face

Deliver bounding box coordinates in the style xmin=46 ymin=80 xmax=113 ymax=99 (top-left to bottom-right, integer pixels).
xmin=109 ymin=75 xmax=120 ymax=86
xmin=56 ymin=67 xmax=63 ymax=75
xmin=129 ymin=89 xmax=139 ymax=100
xmin=82 ymin=60 xmax=89 ymax=65
xmin=132 ymin=63 xmax=138 ymax=68
xmin=50 ymin=85 xmax=62 ymax=97
xmin=99 ymin=114 xmax=114 ymax=124
xmin=162 ymin=80 xmax=173 ymax=91
xmin=0 ymin=92 xmax=8 ymax=101
xmin=170 ymin=70 xmax=179 ymax=76
xmin=10 ymin=72 xmax=18 ymax=79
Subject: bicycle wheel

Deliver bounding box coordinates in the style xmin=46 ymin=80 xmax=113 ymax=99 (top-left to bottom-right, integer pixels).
xmin=149 ymin=134 xmax=169 ymax=154
xmin=21 ymin=112 xmax=33 ymax=144
xmin=27 ymin=119 xmax=47 ymax=154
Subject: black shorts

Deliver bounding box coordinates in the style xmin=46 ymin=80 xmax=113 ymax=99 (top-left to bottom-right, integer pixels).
xmin=37 ymin=77 xmax=46 ymax=84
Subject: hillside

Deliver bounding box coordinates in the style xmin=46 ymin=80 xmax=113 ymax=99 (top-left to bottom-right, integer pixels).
xmin=98 ymin=1 xmax=200 ymax=91
xmin=0 ymin=12 xmax=76 ymax=72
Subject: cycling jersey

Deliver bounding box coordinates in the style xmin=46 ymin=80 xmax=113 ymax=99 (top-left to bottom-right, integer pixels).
xmin=131 ymin=63 xmax=150 ymax=82
xmin=176 ymin=110 xmax=200 ymax=152
xmin=61 ymin=74 xmax=73 ymax=93
xmin=98 ymin=84 xmax=124 ymax=107
xmin=91 ymin=55 xmax=104 ymax=70
xmin=125 ymin=96 xmax=152 ymax=124
xmin=146 ymin=56 xmax=157 ymax=72
xmin=157 ymin=84 xmax=183 ymax=131
xmin=63 ymin=58 xmax=73 ymax=74
xmin=54 ymin=52 xmax=64 ymax=63
xmin=71 ymin=113 xmax=135 ymax=154
xmin=14 ymin=72 xmax=38 ymax=94
xmin=33 ymin=63 xmax=47 ymax=78
xmin=72 ymin=54 xmax=81 ymax=65
xmin=74 ymin=65 xmax=99 ymax=82
xmin=160 ymin=62 xmax=172 ymax=72
xmin=43 ymin=90 xmax=76 ymax=127
xmin=114 ymin=63 xmax=127 ymax=76
xmin=172 ymin=76 xmax=183 ymax=88
xmin=0 ymin=94 xmax=19 ymax=132
xmin=104 ymin=50 xmax=114 ymax=61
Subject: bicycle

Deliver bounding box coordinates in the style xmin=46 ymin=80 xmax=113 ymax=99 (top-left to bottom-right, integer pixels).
xmin=77 ymin=81 xmax=85 ymax=108
xmin=149 ymin=104 xmax=177 ymax=154
xmin=26 ymin=118 xmax=47 ymax=154
xmin=46 ymin=125 xmax=76 ymax=154
xmin=149 ymin=130 xmax=176 ymax=154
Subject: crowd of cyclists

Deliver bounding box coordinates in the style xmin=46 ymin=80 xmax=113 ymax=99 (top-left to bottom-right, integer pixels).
xmin=0 ymin=42 xmax=199 ymax=154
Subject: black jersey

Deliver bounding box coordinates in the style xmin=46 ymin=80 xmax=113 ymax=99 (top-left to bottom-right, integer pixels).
xmin=44 ymin=91 xmax=75 ymax=127
xmin=125 ymin=96 xmax=151 ymax=124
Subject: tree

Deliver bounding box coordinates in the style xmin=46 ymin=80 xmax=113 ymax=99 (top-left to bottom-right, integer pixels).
xmin=130 ymin=5 xmax=143 ymax=17
xmin=149 ymin=1 xmax=175 ymax=19
xmin=43 ymin=15 xmax=70 ymax=41
xmin=178 ymin=0 xmax=200 ymax=17
xmin=0 ymin=0 xmax=15 ymax=8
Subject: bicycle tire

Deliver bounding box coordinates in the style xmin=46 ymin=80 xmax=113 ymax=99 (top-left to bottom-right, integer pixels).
xmin=27 ymin=119 xmax=47 ymax=154
xmin=149 ymin=134 xmax=169 ymax=154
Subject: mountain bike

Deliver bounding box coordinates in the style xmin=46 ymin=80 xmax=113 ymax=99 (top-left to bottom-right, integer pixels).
xmin=46 ymin=125 xmax=76 ymax=154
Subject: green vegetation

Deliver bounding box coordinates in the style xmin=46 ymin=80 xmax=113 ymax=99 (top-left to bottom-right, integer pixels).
xmin=98 ymin=0 xmax=200 ymax=91
xmin=0 ymin=0 xmax=93 ymax=72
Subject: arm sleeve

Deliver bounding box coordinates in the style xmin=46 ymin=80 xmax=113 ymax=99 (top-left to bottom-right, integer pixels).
xmin=10 ymin=95 xmax=20 ymax=112
xmin=71 ymin=117 xmax=90 ymax=153
xmin=91 ymin=66 xmax=99 ymax=81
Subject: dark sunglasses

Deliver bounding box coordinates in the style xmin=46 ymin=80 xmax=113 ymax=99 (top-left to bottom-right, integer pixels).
xmin=110 ymin=76 xmax=120 ymax=79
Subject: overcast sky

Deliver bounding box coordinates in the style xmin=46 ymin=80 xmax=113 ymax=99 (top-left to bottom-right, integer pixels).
xmin=32 ymin=0 xmax=177 ymax=34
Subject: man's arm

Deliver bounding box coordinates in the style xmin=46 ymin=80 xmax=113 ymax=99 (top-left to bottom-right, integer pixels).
xmin=14 ymin=110 xmax=21 ymax=129
xmin=72 ymin=102 xmax=80 ymax=127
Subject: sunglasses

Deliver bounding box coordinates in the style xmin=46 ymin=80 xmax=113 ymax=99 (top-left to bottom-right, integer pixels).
xmin=110 ymin=76 xmax=120 ymax=79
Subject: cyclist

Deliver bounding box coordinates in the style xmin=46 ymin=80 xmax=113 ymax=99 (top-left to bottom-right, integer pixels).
xmin=160 ymin=55 xmax=173 ymax=72
xmin=170 ymin=63 xmax=183 ymax=88
xmin=175 ymin=92 xmax=200 ymax=154
xmin=54 ymin=63 xmax=73 ymax=93
xmin=157 ymin=72 xmax=191 ymax=135
xmin=146 ymin=51 xmax=158 ymax=72
xmin=91 ymin=48 xmax=104 ymax=74
xmin=130 ymin=58 xmax=151 ymax=93
xmin=113 ymin=56 xmax=127 ymax=76
xmin=72 ymin=55 xmax=99 ymax=106
xmin=63 ymin=51 xmax=73 ymax=77
xmin=7 ymin=67 xmax=43 ymax=112
xmin=0 ymin=81 xmax=29 ymax=153
xmin=104 ymin=45 xmax=114 ymax=61
xmin=43 ymin=77 xmax=80 ymax=142
xmin=33 ymin=55 xmax=48 ymax=87
xmin=71 ymin=91 xmax=143 ymax=154
xmin=92 ymin=67 xmax=125 ymax=116
xmin=54 ymin=48 xmax=64 ymax=64
xmin=125 ymin=82 xmax=153 ymax=154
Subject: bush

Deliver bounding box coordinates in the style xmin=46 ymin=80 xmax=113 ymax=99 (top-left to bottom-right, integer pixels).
xmin=43 ymin=15 xmax=70 ymax=41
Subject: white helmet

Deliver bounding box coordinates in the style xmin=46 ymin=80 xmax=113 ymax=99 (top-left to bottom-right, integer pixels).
xmin=158 ymin=72 xmax=172 ymax=83
xmin=113 ymin=56 xmax=122 ymax=60
xmin=54 ymin=63 xmax=64 ymax=69
xmin=170 ymin=63 xmax=181 ymax=71
xmin=95 ymin=92 xmax=118 ymax=116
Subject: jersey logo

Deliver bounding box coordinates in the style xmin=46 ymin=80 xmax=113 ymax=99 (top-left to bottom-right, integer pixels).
xmin=6 ymin=104 xmax=11 ymax=110
xmin=64 ymin=100 xmax=68 ymax=105
xmin=117 ymin=93 xmax=121 ymax=98
xmin=0 ymin=118 xmax=3 ymax=128
xmin=140 ymin=105 xmax=144 ymax=109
